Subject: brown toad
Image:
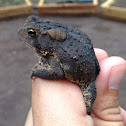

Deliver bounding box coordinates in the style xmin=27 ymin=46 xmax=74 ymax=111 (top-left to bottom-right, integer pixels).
xmin=18 ymin=15 xmax=100 ymax=115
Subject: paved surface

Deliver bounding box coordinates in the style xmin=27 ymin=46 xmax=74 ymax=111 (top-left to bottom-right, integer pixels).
xmin=0 ymin=16 xmax=126 ymax=126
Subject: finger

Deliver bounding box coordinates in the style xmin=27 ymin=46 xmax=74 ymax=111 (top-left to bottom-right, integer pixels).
xmin=92 ymin=56 xmax=126 ymax=126
xmin=30 ymin=48 xmax=108 ymax=126
xmin=94 ymin=48 xmax=108 ymax=62
xmin=32 ymin=78 xmax=93 ymax=126
xmin=25 ymin=107 xmax=33 ymax=126
xmin=120 ymin=107 xmax=126 ymax=125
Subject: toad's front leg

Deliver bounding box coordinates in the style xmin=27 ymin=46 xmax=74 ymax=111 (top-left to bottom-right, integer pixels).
xmin=31 ymin=56 xmax=65 ymax=79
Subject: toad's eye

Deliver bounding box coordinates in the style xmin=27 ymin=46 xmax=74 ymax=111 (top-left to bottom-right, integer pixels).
xmin=28 ymin=29 xmax=36 ymax=37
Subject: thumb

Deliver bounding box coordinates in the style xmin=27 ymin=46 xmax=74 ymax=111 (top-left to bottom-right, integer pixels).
xmin=92 ymin=56 xmax=126 ymax=126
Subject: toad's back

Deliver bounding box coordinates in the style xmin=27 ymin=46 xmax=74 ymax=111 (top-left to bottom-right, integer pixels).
xmin=39 ymin=20 xmax=100 ymax=83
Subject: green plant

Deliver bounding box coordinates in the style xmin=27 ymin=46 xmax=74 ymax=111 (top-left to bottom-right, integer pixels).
xmin=14 ymin=0 xmax=21 ymax=4
xmin=0 ymin=0 xmax=25 ymax=6
xmin=100 ymin=0 xmax=106 ymax=2
xmin=0 ymin=0 xmax=2 ymax=4
xmin=5 ymin=0 xmax=9 ymax=6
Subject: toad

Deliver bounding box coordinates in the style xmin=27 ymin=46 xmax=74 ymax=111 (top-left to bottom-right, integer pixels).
xmin=18 ymin=15 xmax=100 ymax=115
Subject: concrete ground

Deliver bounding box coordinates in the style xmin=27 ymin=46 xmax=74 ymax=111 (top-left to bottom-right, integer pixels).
xmin=0 ymin=16 xmax=126 ymax=126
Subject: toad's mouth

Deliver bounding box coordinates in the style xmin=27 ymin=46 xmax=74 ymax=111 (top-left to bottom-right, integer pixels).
xmin=24 ymin=41 xmax=36 ymax=51
xmin=18 ymin=30 xmax=50 ymax=57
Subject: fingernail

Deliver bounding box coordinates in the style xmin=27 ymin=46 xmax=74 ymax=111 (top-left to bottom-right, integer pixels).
xmin=109 ymin=64 xmax=126 ymax=89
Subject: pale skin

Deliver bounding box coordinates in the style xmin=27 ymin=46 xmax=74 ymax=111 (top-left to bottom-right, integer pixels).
xmin=25 ymin=48 xmax=126 ymax=126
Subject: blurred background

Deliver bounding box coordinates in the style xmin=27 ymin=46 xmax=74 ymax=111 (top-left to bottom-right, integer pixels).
xmin=0 ymin=0 xmax=126 ymax=126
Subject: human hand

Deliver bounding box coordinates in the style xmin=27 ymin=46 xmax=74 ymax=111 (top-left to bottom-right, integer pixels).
xmin=25 ymin=48 xmax=126 ymax=126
